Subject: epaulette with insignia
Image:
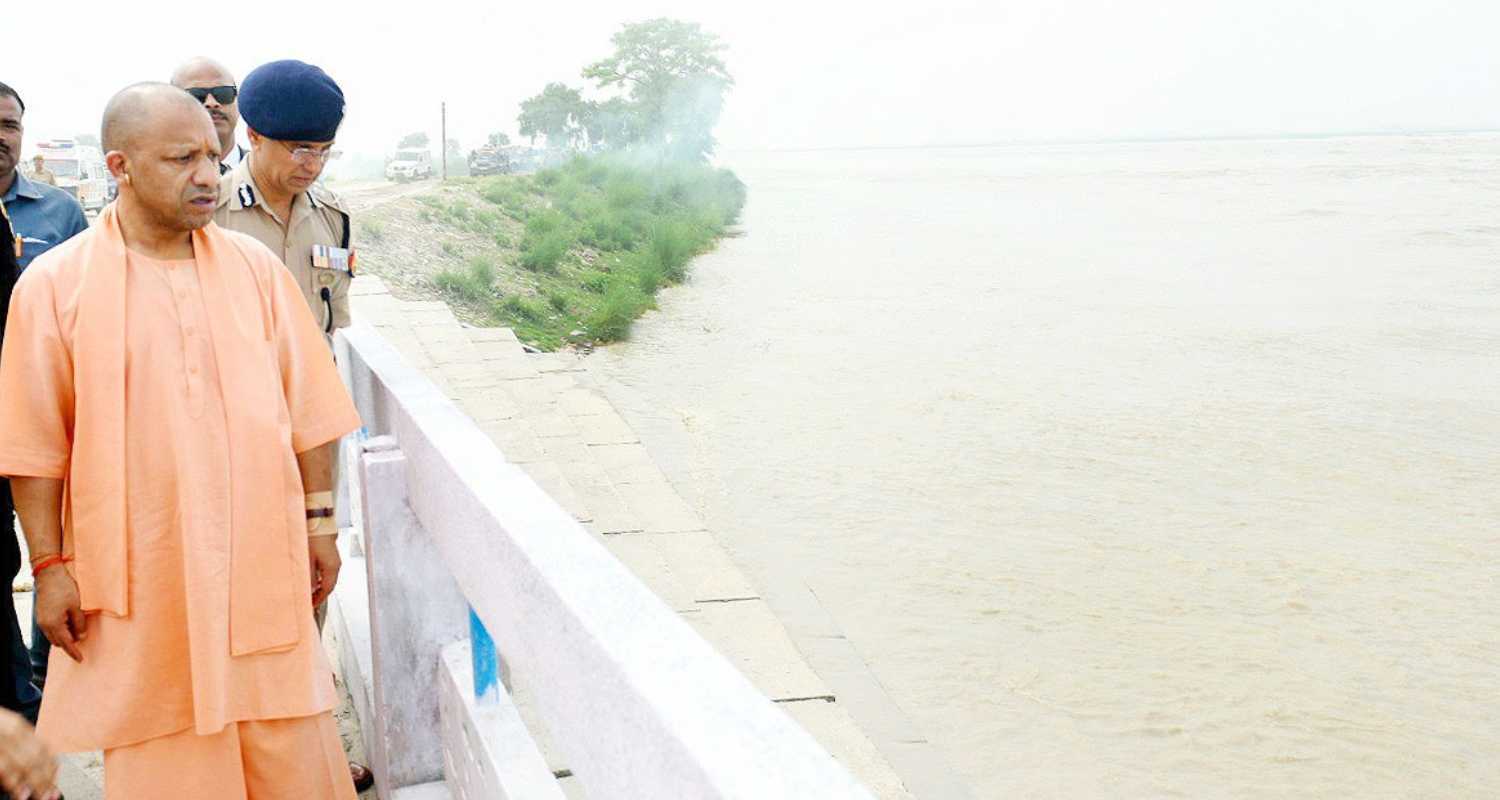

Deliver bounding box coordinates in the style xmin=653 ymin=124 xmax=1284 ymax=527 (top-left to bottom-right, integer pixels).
xmin=309 ymin=184 xmax=345 ymax=212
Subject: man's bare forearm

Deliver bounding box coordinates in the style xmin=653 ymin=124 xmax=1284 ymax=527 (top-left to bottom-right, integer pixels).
xmin=11 ymin=477 xmax=64 ymax=559
xmin=296 ymin=441 xmax=336 ymax=495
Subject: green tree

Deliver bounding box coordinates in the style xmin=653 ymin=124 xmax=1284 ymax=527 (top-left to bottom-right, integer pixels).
xmin=398 ymin=131 xmax=429 ymax=149
xmin=582 ymin=97 xmax=637 ymax=151
xmin=582 ymin=18 xmax=732 ymax=161
xmin=517 ymin=83 xmax=588 ymax=151
xmin=487 ymin=131 xmax=512 ymax=148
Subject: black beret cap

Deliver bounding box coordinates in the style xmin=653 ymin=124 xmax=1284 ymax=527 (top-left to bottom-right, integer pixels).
xmin=239 ymin=60 xmax=345 ymax=142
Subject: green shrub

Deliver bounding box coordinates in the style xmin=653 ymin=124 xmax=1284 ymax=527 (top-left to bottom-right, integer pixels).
xmin=648 ymin=217 xmax=709 ymax=282
xmin=604 ymin=173 xmax=649 ymax=210
xmin=432 ymin=256 xmax=495 ymax=303
xmin=520 ymin=230 xmax=570 ymax=273
xmin=440 ymin=241 xmax=457 ymax=256
xmin=581 ymin=271 xmax=611 ymax=293
xmin=359 ymin=219 xmax=386 ymax=242
xmin=472 ymin=209 xmax=499 ymax=230
xmin=433 ymin=269 xmax=469 ymax=298
xmin=421 ymin=154 xmax=744 ymax=350
xmin=637 ymin=264 xmax=662 ymax=295
xmin=517 ymin=209 xmax=575 ymax=273
xmin=494 ymin=295 xmax=545 ymax=323
xmin=468 ymin=255 xmax=496 ymax=287
xmin=586 ymin=281 xmax=652 ymax=342
xmin=481 ymin=179 xmax=528 ymax=213
xmin=580 ymin=211 xmax=640 ymax=250
xmin=525 ymin=209 xmax=569 ymax=237
xmin=559 ymin=192 xmax=604 ymax=223
xmin=551 ymin=176 xmax=587 ymax=210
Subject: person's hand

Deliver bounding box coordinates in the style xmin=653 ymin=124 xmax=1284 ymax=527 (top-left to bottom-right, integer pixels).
xmin=0 ymin=708 xmax=59 ymax=800
xmin=309 ymin=536 xmax=342 ymax=608
xmin=34 ymin=566 xmax=85 ymax=663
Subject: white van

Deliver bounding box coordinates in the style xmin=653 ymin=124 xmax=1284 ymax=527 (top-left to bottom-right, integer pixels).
xmin=385 ymin=149 xmax=433 ymax=182
xmin=33 ymin=140 xmax=110 ymax=212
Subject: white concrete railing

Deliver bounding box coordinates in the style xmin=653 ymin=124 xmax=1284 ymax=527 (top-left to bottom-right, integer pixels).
xmin=331 ymin=324 xmax=876 ymax=800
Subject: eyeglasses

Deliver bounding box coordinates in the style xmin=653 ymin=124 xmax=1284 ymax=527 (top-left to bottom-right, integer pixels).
xmin=185 ymin=85 xmax=238 ymax=105
xmin=279 ymin=141 xmax=339 ymax=164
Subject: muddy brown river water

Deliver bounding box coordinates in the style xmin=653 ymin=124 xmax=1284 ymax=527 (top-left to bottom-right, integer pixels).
xmin=588 ymin=136 xmax=1500 ymax=798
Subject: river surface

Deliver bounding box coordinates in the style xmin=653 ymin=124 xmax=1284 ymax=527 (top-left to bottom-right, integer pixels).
xmin=587 ymin=136 xmax=1500 ymax=798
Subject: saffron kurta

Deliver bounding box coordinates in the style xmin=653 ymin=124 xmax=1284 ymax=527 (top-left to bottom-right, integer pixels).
xmin=0 ymin=219 xmax=360 ymax=752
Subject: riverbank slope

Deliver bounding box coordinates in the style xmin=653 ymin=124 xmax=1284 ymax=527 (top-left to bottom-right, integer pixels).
xmin=345 ymin=156 xmax=744 ymax=351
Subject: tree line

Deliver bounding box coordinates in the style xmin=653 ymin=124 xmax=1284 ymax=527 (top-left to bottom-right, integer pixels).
xmin=516 ymin=18 xmax=733 ymax=163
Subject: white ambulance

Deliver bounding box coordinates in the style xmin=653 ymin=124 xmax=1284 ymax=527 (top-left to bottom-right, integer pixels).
xmin=33 ymin=140 xmax=110 ymax=212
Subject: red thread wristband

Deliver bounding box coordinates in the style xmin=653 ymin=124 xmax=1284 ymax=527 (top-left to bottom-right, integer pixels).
xmin=31 ymin=554 xmax=72 ymax=575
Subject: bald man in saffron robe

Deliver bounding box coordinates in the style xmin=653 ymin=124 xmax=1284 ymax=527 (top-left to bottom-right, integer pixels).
xmin=0 ymin=83 xmax=360 ymax=798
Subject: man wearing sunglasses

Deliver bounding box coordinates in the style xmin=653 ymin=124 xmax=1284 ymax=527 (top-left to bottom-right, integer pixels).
xmin=170 ymin=58 xmax=247 ymax=174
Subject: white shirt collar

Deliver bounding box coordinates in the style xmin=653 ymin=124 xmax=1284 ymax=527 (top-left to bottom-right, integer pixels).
xmin=221 ymin=143 xmax=246 ymax=170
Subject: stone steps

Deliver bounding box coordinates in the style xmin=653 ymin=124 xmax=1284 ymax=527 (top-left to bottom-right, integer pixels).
xmin=347 ymin=276 xmax=912 ymax=799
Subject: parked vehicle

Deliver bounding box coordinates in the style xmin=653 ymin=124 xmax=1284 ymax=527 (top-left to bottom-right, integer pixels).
xmin=385 ymin=149 xmax=433 ymax=182
xmin=34 ymin=140 xmax=109 ymax=212
xmin=500 ymin=145 xmax=546 ymax=174
xmin=467 ymin=146 xmax=510 ymax=176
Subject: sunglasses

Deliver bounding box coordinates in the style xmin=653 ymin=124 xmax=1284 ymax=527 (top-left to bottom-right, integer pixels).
xmin=185 ymin=85 xmax=238 ymax=105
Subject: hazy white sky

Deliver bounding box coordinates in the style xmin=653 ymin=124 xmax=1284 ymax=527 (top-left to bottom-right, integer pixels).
xmin=7 ymin=0 xmax=1500 ymax=158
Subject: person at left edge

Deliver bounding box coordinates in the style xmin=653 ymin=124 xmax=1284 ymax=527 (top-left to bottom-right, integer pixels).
xmin=0 ymin=201 xmax=59 ymax=800
xmin=0 ymin=83 xmax=51 ymax=729
xmin=6 ymin=82 xmax=86 ymax=690
xmin=0 ymin=198 xmax=35 ymax=728
xmin=0 ymin=83 xmax=88 ymax=270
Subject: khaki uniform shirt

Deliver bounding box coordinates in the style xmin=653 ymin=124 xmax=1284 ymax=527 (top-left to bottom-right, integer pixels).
xmin=29 ymin=167 xmax=57 ymax=186
xmin=213 ymin=158 xmax=353 ymax=334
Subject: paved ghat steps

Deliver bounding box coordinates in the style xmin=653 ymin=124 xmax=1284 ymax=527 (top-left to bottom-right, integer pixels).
xmin=348 ymin=275 xmax=913 ymax=799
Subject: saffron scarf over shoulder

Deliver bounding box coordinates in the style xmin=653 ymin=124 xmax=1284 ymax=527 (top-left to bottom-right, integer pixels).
xmin=69 ymin=205 xmax=301 ymax=655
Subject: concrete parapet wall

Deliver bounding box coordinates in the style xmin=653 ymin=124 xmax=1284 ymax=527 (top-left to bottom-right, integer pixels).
xmin=334 ymin=322 xmax=876 ymax=799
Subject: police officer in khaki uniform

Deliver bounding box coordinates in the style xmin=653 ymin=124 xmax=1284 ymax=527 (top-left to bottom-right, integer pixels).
xmin=213 ymin=59 xmax=353 ymax=339
xmin=210 ymin=60 xmax=374 ymax=795
xmin=26 ymin=156 xmax=54 ymax=187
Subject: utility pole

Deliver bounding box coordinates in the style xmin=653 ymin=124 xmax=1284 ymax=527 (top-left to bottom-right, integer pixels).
xmin=441 ymin=101 xmax=448 ymax=182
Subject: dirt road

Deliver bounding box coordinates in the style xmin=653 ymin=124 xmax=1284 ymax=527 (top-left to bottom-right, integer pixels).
xmin=332 ymin=178 xmax=439 ymax=212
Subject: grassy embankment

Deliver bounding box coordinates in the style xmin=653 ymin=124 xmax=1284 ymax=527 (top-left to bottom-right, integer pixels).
xmin=365 ymin=156 xmax=745 ymax=350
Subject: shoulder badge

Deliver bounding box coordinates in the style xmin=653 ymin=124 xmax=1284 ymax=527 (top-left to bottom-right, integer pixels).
xmin=237 ymin=183 xmax=257 ymax=209
xmin=310 ymin=184 xmax=346 ymax=213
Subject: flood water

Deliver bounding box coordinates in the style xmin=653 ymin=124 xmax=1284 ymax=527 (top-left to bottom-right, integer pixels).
xmin=587 ymin=136 xmax=1500 ymax=798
